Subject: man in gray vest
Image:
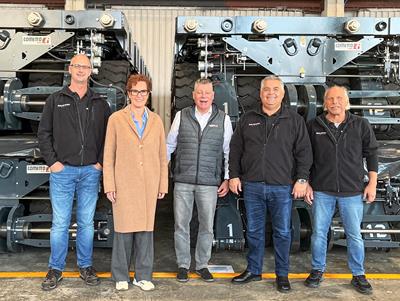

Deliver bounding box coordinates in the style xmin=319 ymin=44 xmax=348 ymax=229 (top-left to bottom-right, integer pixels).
xmin=167 ymin=78 xmax=233 ymax=282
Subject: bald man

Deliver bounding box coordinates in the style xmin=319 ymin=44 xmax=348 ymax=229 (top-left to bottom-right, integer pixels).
xmin=38 ymin=54 xmax=111 ymax=290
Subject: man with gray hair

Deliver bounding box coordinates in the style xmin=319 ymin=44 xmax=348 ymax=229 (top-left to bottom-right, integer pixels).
xmin=167 ymin=78 xmax=233 ymax=282
xmin=304 ymin=85 xmax=378 ymax=295
xmin=229 ymin=75 xmax=312 ymax=292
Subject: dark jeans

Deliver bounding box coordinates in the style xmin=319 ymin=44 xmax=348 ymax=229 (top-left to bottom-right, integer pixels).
xmin=244 ymin=181 xmax=292 ymax=276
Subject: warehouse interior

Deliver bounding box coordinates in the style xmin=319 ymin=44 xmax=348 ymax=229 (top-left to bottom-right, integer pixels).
xmin=0 ymin=0 xmax=400 ymax=300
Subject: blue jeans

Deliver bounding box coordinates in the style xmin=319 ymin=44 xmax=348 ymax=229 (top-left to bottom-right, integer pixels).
xmin=49 ymin=165 xmax=101 ymax=271
xmin=243 ymin=182 xmax=292 ymax=276
xmin=311 ymin=192 xmax=365 ymax=275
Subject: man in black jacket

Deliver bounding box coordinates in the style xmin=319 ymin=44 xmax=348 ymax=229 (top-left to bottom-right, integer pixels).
xmin=304 ymin=85 xmax=378 ymax=295
xmin=229 ymin=75 xmax=312 ymax=292
xmin=38 ymin=54 xmax=111 ymax=291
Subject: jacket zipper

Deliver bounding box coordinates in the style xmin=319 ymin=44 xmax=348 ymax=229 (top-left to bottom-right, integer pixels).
xmin=316 ymin=117 xmax=340 ymax=192
xmin=261 ymin=119 xmax=276 ymax=181
xmin=73 ymin=94 xmax=86 ymax=165
xmin=316 ymin=116 xmax=351 ymax=193
xmin=261 ymin=112 xmax=283 ymax=182
xmin=194 ymin=111 xmax=219 ymax=184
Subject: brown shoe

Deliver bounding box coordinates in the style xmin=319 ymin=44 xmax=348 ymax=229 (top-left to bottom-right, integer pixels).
xmin=41 ymin=269 xmax=63 ymax=291
xmin=79 ymin=266 xmax=100 ymax=286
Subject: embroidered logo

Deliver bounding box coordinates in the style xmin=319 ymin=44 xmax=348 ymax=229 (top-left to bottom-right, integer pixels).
xmin=248 ymin=122 xmax=261 ymax=126
xmin=315 ymin=131 xmax=326 ymax=135
xmin=57 ymin=103 xmax=71 ymax=108
xmin=209 ymin=124 xmax=219 ymax=128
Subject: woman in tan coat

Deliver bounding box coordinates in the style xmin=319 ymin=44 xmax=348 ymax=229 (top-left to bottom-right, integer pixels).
xmin=103 ymin=74 xmax=168 ymax=291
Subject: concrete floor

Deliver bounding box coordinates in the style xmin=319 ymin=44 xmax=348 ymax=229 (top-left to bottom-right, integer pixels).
xmin=0 ymin=198 xmax=399 ymax=300
xmin=0 ymin=278 xmax=399 ymax=301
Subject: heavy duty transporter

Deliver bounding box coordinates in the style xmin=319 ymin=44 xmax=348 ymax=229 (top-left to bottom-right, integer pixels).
xmin=172 ymin=16 xmax=400 ymax=252
xmin=1 ymin=12 xmax=399 ymax=254
xmin=0 ymin=8 xmax=148 ymax=252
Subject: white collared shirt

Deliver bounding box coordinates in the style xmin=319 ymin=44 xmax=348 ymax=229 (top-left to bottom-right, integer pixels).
xmin=167 ymin=106 xmax=233 ymax=180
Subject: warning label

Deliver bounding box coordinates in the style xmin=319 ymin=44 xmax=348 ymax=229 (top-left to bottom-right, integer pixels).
xmin=26 ymin=165 xmax=50 ymax=174
xmin=334 ymin=42 xmax=362 ymax=51
xmin=22 ymin=36 xmax=51 ymax=45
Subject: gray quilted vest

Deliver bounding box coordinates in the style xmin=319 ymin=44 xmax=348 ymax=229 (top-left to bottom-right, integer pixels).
xmin=173 ymin=105 xmax=225 ymax=186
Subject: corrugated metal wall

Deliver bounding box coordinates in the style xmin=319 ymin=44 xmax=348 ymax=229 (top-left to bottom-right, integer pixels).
xmin=357 ymin=9 xmax=400 ymax=17
xmin=114 ymin=6 xmax=303 ymax=130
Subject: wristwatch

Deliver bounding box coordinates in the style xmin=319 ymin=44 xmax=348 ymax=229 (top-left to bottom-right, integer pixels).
xmin=297 ymin=179 xmax=308 ymax=184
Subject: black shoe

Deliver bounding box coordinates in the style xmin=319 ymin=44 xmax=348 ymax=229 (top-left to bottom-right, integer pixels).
xmin=304 ymin=270 xmax=324 ymax=288
xmin=177 ymin=267 xmax=189 ymax=282
xmin=231 ymin=270 xmax=262 ymax=284
xmin=276 ymin=276 xmax=291 ymax=293
xmin=79 ymin=266 xmax=100 ymax=286
xmin=195 ymin=268 xmax=214 ymax=282
xmin=351 ymin=275 xmax=373 ymax=295
xmin=41 ymin=268 xmax=63 ymax=291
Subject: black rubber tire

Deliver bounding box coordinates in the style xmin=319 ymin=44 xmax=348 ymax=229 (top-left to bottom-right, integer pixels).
xmin=172 ymin=63 xmax=199 ymax=117
xmin=236 ymin=76 xmax=262 ymax=113
xmin=0 ymin=80 xmax=5 ymax=95
xmin=326 ymin=70 xmax=351 ymax=90
xmin=27 ymin=64 xmax=64 ymax=132
xmin=92 ymin=60 xmax=131 ymax=111
xmin=374 ymin=83 xmax=400 ymax=140
xmin=27 ymin=199 xmax=52 ymax=214
xmin=27 ymin=64 xmax=64 ymax=88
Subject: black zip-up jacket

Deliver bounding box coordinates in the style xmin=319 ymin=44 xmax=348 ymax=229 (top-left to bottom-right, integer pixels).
xmin=229 ymin=105 xmax=312 ymax=185
xmin=37 ymin=86 xmax=111 ymax=167
xmin=307 ymin=112 xmax=378 ymax=194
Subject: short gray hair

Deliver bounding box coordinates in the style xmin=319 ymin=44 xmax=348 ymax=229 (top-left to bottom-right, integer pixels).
xmin=260 ymin=75 xmax=284 ymax=90
xmin=194 ymin=78 xmax=213 ymax=90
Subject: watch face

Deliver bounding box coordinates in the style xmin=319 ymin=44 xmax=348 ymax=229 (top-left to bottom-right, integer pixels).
xmin=298 ymin=179 xmax=307 ymax=184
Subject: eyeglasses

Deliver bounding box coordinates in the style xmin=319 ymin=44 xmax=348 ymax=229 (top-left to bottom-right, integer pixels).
xmin=128 ymin=89 xmax=149 ymax=96
xmin=70 ymin=64 xmax=91 ymax=70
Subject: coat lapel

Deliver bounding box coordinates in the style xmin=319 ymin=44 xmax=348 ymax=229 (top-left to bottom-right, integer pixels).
xmin=141 ymin=109 xmax=154 ymax=141
xmin=122 ymin=106 xmax=140 ymax=138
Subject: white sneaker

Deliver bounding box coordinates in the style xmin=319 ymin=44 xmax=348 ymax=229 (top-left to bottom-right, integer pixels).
xmin=132 ymin=278 xmax=155 ymax=291
xmin=115 ymin=281 xmax=129 ymax=291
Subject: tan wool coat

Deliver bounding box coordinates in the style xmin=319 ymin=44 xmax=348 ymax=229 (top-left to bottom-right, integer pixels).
xmin=103 ymin=106 xmax=168 ymax=233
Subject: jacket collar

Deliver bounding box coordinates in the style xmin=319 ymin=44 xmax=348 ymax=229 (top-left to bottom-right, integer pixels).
xmin=253 ymin=104 xmax=289 ymax=119
xmin=59 ymin=85 xmax=100 ymax=101
xmin=316 ymin=111 xmax=354 ymax=127
xmin=315 ymin=111 xmax=354 ymax=143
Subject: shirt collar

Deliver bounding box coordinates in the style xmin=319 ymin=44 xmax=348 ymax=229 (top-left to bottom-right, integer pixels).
xmin=195 ymin=105 xmax=212 ymax=116
xmin=131 ymin=107 xmax=148 ymax=122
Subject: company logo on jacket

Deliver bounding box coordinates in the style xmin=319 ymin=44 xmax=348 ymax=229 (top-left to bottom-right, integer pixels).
xmin=57 ymin=103 xmax=71 ymax=108
xmin=315 ymin=131 xmax=326 ymax=135
xmin=248 ymin=122 xmax=261 ymax=127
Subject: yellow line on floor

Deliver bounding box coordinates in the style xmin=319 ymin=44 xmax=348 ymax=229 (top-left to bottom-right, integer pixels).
xmin=0 ymin=272 xmax=399 ymax=279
